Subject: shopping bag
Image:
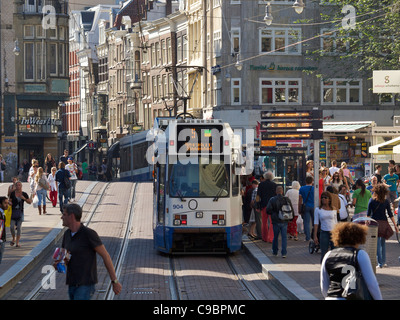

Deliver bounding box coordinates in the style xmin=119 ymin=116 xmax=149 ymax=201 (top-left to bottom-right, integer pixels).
xmin=32 ymin=195 xmax=39 ymax=208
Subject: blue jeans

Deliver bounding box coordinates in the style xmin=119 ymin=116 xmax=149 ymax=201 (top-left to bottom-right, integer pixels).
xmin=36 ymin=189 xmax=47 ymax=206
xmin=320 ymin=230 xmax=334 ymax=262
xmin=58 ymin=187 xmax=69 ymax=213
xmin=0 ymin=241 xmax=5 ymax=264
xmin=272 ymin=222 xmax=288 ymax=256
xmin=303 ymin=206 xmax=314 ymax=241
xmin=377 ymin=237 xmax=386 ymax=267
xmin=69 ymin=179 xmax=77 ymax=199
xmin=68 ymin=284 xmax=95 ymax=300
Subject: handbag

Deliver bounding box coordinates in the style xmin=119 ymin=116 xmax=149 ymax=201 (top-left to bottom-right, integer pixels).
xmin=342 ymin=249 xmax=373 ymax=300
xmin=378 ymin=220 xmax=394 ymax=240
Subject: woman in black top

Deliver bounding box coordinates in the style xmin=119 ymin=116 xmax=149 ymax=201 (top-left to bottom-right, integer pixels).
xmin=367 ymin=183 xmax=399 ymax=268
xmin=9 ymin=181 xmax=32 ymax=247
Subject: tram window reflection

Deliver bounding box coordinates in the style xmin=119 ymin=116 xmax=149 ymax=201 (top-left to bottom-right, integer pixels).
xmin=169 ymin=156 xmax=230 ymax=198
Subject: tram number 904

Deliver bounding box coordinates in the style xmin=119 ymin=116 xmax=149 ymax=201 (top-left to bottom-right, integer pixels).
xmin=172 ymin=204 xmax=184 ymax=210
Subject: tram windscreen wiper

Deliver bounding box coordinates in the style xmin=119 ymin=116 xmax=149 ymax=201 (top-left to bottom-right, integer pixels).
xmin=213 ymin=180 xmax=228 ymax=202
xmin=177 ymin=190 xmax=186 ymax=202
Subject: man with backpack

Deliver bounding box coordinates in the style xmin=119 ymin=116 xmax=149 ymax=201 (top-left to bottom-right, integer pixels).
xmin=267 ymin=186 xmax=294 ymax=258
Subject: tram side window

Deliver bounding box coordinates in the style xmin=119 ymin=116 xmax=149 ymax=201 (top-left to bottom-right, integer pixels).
xmin=132 ymin=142 xmax=148 ymax=170
xmin=232 ymin=167 xmax=239 ymax=196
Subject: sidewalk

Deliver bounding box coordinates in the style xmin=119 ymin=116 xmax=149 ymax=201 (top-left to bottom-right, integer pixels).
xmin=243 ymin=228 xmax=400 ymax=300
xmin=0 ymin=181 xmax=97 ymax=298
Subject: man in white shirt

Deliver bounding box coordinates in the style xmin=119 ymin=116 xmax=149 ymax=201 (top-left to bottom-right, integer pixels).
xmin=329 ymin=160 xmax=339 ymax=177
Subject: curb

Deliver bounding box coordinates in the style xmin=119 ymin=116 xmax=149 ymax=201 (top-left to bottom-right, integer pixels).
xmin=0 ymin=182 xmax=98 ymax=298
xmin=242 ymin=235 xmax=318 ymax=300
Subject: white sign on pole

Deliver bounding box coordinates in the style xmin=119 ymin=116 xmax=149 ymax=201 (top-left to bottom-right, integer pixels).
xmin=373 ymin=70 xmax=400 ymax=93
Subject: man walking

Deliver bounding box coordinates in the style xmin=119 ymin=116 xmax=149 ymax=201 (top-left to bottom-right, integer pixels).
xmin=256 ymin=171 xmax=276 ymax=242
xmin=58 ymin=203 xmax=122 ymax=300
xmin=267 ymin=186 xmax=294 ymax=258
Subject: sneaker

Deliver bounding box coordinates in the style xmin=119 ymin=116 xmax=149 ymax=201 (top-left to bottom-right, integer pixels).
xmin=383 ymin=264 xmax=388 ymax=268
xmin=282 ymin=255 xmax=287 ymax=258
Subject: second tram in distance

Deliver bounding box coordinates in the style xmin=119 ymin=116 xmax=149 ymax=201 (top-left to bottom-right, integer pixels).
xmin=152 ymin=118 xmax=243 ymax=254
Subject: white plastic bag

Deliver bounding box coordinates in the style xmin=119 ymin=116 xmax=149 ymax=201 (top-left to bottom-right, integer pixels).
xmin=32 ymin=195 xmax=39 ymax=208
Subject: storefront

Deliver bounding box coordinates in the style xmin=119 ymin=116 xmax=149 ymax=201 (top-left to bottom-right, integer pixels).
xmin=17 ymin=99 xmax=62 ymax=168
xmin=322 ymin=122 xmax=374 ymax=179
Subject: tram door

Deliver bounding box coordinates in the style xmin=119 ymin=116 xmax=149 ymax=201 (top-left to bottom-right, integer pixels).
xmin=262 ymin=154 xmax=306 ymax=191
xmin=154 ymin=164 xmax=167 ymax=250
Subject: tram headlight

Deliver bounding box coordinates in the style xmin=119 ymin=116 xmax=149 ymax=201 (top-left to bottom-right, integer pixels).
xmin=174 ymin=219 xmax=181 ymax=226
xmin=196 ymin=211 xmax=203 ymax=218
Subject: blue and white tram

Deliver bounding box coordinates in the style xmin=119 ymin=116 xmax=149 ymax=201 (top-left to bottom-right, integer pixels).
xmin=119 ymin=130 xmax=153 ymax=182
xmin=152 ymin=118 xmax=243 ymax=254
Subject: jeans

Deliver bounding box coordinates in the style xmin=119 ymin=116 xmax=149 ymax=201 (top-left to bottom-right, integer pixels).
xmin=0 ymin=241 xmax=5 ymax=264
xmin=36 ymin=189 xmax=47 ymax=206
xmin=377 ymin=237 xmax=386 ymax=267
xmin=58 ymin=187 xmax=69 ymax=213
xmin=69 ymin=179 xmax=77 ymax=199
xmin=272 ymin=222 xmax=288 ymax=256
xmin=68 ymin=284 xmax=95 ymax=300
xmin=320 ymin=230 xmax=334 ymax=262
xmin=303 ymin=206 xmax=314 ymax=241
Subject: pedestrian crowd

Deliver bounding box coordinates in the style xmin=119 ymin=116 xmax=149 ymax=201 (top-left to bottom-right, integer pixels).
xmin=242 ymin=158 xmax=400 ymax=300
xmin=0 ymin=150 xmax=121 ymax=300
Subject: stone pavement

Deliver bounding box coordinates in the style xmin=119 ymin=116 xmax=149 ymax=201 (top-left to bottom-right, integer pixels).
xmin=242 ymin=226 xmax=400 ymax=300
xmin=1 ymin=179 xmax=399 ymax=300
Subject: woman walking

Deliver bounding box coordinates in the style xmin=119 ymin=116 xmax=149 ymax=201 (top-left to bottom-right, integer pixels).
xmin=286 ymin=181 xmax=300 ymax=240
xmin=34 ymin=167 xmax=49 ymax=215
xmin=352 ymin=179 xmax=372 ymax=221
xmin=314 ymin=191 xmax=338 ymax=261
xmin=44 ymin=153 xmax=56 ymax=175
xmin=9 ymin=181 xmax=32 ymax=247
xmin=367 ymin=183 xmax=399 ymax=268
xmin=48 ymin=167 xmax=58 ymax=207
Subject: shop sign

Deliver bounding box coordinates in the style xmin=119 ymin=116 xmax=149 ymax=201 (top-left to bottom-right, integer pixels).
xmin=373 ymin=70 xmax=400 ymax=93
xmin=250 ymin=63 xmax=318 ymax=72
xmin=18 ymin=117 xmax=62 ymax=126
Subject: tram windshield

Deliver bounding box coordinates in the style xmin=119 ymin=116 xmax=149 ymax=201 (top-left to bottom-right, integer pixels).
xmin=169 ymin=156 xmax=230 ymax=198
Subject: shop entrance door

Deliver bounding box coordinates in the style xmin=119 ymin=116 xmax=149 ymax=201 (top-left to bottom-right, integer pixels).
xmin=18 ymin=139 xmax=44 ymax=167
xmin=259 ymin=154 xmax=306 ymax=191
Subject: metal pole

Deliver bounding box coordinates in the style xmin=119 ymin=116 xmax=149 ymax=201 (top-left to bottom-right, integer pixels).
xmin=313 ymin=139 xmax=320 ymax=210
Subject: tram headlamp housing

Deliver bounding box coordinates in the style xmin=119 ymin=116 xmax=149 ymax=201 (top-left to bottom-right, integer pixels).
xmin=196 ymin=211 xmax=203 ymax=218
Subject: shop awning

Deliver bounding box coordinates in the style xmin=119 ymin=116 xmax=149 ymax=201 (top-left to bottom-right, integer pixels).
xmin=322 ymin=121 xmax=373 ymax=132
xmin=369 ymin=136 xmax=400 ymax=154
xmin=72 ymin=143 xmax=88 ymax=156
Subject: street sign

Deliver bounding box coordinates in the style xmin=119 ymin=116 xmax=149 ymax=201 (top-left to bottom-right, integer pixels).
xmin=260 ymin=120 xmax=322 ymax=131
xmin=260 ymin=109 xmax=323 ymax=141
xmin=261 ymin=131 xmax=323 ymax=140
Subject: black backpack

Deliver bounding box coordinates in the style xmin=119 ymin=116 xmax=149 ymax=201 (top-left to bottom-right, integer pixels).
xmin=278 ymin=196 xmax=294 ymax=221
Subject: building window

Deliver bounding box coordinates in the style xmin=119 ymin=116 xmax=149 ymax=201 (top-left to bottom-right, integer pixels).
xmin=167 ymin=38 xmax=172 ymax=64
xmin=49 ymin=43 xmax=57 ymax=75
xmin=161 ymin=40 xmax=166 ymax=65
xmin=24 ymin=42 xmax=35 ymax=80
xmin=260 ymin=78 xmax=301 ymax=105
xmin=321 ymin=79 xmax=362 ymax=105
xmin=213 ymin=30 xmax=222 ymax=57
xmin=231 ymin=28 xmax=240 ymax=55
xmin=320 ymin=29 xmax=347 ymax=54
xmin=379 ymin=94 xmax=395 ymax=105
xmin=177 ymin=36 xmax=182 ymax=62
xmin=260 ymin=28 xmax=301 ymax=54
xmin=24 ymin=25 xmax=34 ymax=39
xmin=36 ymin=43 xmax=45 ymax=80
xmin=231 ymin=78 xmax=241 ymax=105
xmin=183 ymin=36 xmax=187 ymax=61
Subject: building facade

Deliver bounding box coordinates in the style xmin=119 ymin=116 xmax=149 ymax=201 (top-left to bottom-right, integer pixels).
xmin=12 ymin=0 xmax=69 ymax=171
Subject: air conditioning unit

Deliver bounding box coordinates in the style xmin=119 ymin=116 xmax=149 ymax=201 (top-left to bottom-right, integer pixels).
xmin=394 ymin=116 xmax=400 ymax=127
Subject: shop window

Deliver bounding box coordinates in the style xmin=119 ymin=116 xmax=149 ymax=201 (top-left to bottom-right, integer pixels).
xmin=260 ymin=28 xmax=301 ymax=55
xmin=321 ymin=79 xmax=362 ymax=105
xmin=260 ymin=78 xmax=301 ymax=105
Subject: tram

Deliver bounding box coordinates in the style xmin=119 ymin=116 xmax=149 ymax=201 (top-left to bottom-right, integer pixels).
xmin=152 ymin=118 xmax=244 ymax=253
xmin=119 ymin=130 xmax=153 ymax=182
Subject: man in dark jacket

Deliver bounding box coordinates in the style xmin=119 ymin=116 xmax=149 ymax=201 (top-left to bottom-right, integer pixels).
xmin=56 ymin=162 xmax=71 ymax=214
xmin=256 ymin=171 xmax=276 ymax=242
xmin=267 ymin=186 xmax=294 ymax=258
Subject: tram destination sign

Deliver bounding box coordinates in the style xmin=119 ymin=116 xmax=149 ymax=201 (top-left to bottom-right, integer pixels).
xmin=176 ymin=124 xmax=224 ymax=154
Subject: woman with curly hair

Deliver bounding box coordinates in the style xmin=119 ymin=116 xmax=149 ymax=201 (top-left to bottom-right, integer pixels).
xmin=367 ymin=183 xmax=399 ymax=268
xmin=320 ymin=222 xmax=382 ymax=300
